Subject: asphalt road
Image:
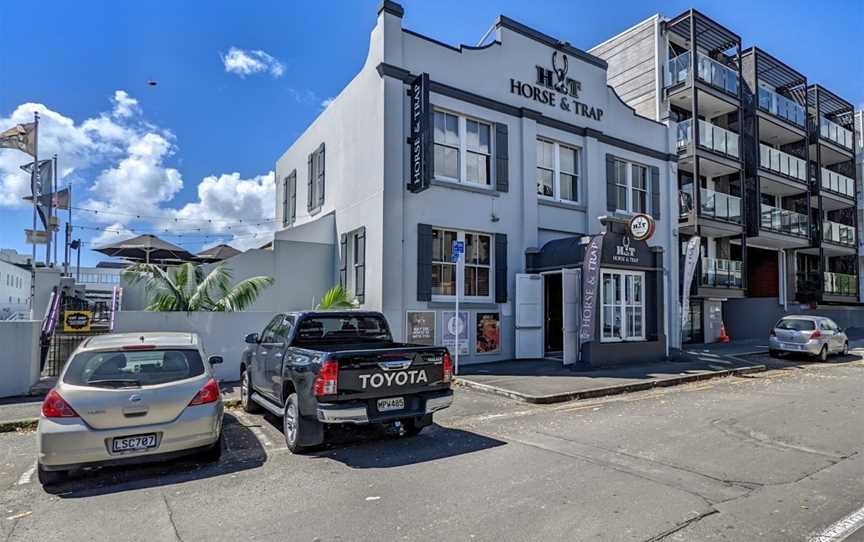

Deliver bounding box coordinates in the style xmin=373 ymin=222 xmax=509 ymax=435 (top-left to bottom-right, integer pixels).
xmin=1 ymin=359 xmax=862 ymax=542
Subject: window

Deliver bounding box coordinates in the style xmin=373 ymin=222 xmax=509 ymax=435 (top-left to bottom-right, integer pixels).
xmin=537 ymin=139 xmax=580 ymax=202
xmin=434 ymin=110 xmax=492 ymax=186
xmin=614 ymin=159 xmax=649 ymax=214
xmin=283 ymin=170 xmax=296 ymax=225
xmin=63 ymin=349 xmax=205 ymax=388
xmin=431 ymin=228 xmax=492 ymax=299
xmin=341 ymin=228 xmax=366 ymax=303
xmin=601 ymin=270 xmax=645 ymax=342
xmin=307 ymin=144 xmax=325 ymax=212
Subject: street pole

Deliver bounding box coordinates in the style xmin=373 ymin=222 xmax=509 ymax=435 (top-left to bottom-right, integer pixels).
xmin=455 ymin=258 xmax=460 ymax=376
xmin=52 ymin=154 xmax=58 ymax=267
xmin=76 ymin=241 xmax=81 ymax=282
xmin=29 ymin=112 xmax=39 ymax=319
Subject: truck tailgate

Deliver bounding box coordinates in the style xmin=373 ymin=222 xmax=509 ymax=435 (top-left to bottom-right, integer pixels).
xmin=334 ymin=349 xmax=448 ymax=400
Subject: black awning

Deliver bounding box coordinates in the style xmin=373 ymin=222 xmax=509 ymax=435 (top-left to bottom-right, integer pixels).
xmin=527 ymin=236 xmax=587 ymax=272
xmin=527 ymin=231 xmax=659 ymax=273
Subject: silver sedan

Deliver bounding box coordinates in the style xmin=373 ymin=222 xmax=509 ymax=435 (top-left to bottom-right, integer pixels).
xmin=768 ymin=316 xmax=849 ymax=361
xmin=37 ymin=332 xmax=224 ymax=485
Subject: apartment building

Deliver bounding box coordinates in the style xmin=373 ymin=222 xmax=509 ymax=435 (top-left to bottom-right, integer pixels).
xmin=590 ymin=9 xmax=859 ymax=343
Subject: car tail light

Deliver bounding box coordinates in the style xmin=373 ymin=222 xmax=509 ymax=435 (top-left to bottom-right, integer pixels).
xmin=122 ymin=344 xmax=156 ymax=351
xmin=189 ymin=378 xmax=220 ymax=406
xmin=42 ymin=389 xmax=78 ymax=418
xmin=442 ymin=351 xmax=454 ymax=384
xmin=809 ymin=330 xmax=821 ymax=340
xmin=314 ymin=359 xmax=339 ymax=397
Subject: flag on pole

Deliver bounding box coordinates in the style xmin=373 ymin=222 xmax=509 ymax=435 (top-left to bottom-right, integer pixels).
xmin=20 ymin=159 xmax=53 ymax=229
xmin=23 ymin=187 xmax=69 ymax=209
xmin=0 ymin=123 xmax=37 ymax=156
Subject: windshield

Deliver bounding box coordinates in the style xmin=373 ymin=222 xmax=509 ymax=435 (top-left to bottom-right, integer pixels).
xmin=775 ymin=318 xmax=815 ymax=331
xmin=63 ymin=349 xmax=206 ymax=388
xmin=293 ymin=315 xmax=392 ymax=346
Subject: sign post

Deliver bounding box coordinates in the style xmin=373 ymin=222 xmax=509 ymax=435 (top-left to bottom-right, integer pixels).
xmin=451 ymin=240 xmax=465 ymax=374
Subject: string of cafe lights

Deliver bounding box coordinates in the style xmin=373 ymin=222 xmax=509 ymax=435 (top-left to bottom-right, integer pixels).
xmin=77 ymin=230 xmax=272 ymax=248
xmin=72 ymin=223 xmax=278 ymax=236
xmin=70 ymin=206 xmax=280 ymax=226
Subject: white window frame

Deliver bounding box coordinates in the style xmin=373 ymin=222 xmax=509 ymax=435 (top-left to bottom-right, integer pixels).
xmin=537 ymin=138 xmax=581 ymax=203
xmin=614 ymin=158 xmax=650 ymax=215
xmin=600 ymin=269 xmax=646 ymax=343
xmin=433 ymin=108 xmax=494 ymax=189
xmin=431 ymin=227 xmax=494 ymax=302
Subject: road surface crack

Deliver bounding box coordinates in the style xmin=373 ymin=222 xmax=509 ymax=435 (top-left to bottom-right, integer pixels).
xmin=162 ymin=494 xmax=184 ymax=542
xmin=642 ymin=509 xmax=719 ymax=541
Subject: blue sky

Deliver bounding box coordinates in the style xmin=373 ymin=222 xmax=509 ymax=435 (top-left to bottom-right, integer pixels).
xmin=1 ymin=0 xmax=861 ymax=266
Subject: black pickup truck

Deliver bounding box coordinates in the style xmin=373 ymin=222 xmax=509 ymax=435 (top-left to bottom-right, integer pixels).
xmin=239 ymin=311 xmax=453 ymax=452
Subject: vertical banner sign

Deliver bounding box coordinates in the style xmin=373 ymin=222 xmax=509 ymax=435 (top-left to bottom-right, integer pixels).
xmin=408 ymin=73 xmax=431 ymax=193
xmin=681 ymin=236 xmax=701 ymax=329
xmin=579 ymin=234 xmax=604 ymax=344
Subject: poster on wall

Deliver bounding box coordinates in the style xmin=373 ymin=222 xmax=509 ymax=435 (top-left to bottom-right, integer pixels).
xmin=441 ymin=310 xmax=469 ymax=355
xmin=406 ymin=311 xmax=436 ymax=345
xmin=475 ymin=312 xmax=501 ymax=354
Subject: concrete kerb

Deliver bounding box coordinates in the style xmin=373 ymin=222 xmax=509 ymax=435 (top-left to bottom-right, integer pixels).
xmin=453 ymin=365 xmax=768 ymax=404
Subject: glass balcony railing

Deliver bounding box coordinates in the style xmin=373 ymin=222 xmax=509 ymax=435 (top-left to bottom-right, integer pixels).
xmin=700 ymin=257 xmax=743 ymax=288
xmin=823 ymin=220 xmax=856 ymax=246
xmin=677 ymin=119 xmax=739 ymax=158
xmin=665 ymin=52 xmax=738 ymax=96
xmin=700 ymin=187 xmax=742 ymax=223
xmin=824 ymin=272 xmax=857 ymax=296
xmin=757 ymin=86 xmax=806 ymax=127
xmin=821 ymin=168 xmax=856 ymax=198
xmin=759 ymin=144 xmax=807 ymax=181
xmin=818 ymin=117 xmax=854 ymax=150
xmin=760 ymin=204 xmax=808 ymax=237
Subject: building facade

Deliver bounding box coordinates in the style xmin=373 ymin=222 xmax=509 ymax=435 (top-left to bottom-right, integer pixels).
xmin=272 ymin=1 xmax=680 ymax=367
xmin=590 ymin=10 xmax=860 ymax=343
xmin=0 ymin=259 xmax=31 ymax=318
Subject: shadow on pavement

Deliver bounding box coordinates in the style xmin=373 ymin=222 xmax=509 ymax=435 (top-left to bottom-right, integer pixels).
xmin=741 ymin=351 xmax=864 ymax=368
xmin=44 ymin=413 xmax=266 ymax=498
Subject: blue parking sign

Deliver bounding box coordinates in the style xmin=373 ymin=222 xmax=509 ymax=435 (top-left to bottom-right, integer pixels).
xmin=451 ymin=240 xmax=464 ymax=263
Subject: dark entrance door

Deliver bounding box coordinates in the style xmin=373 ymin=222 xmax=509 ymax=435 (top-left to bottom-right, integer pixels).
xmin=682 ymin=299 xmax=704 ymax=344
xmin=544 ymin=273 xmax=563 ymax=354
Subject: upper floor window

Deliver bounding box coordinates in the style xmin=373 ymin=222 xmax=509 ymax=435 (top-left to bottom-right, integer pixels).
xmin=537 ymin=139 xmax=580 ymax=202
xmin=614 ymin=159 xmax=648 ymax=214
xmin=307 ymin=144 xmax=325 ymax=212
xmin=431 ymin=228 xmax=492 ymax=300
xmin=283 ymin=170 xmax=296 ymax=225
xmin=434 ymin=110 xmax=491 ymax=187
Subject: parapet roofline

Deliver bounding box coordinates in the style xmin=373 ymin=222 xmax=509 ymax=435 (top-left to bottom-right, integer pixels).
xmin=495 ymin=15 xmax=608 ymax=71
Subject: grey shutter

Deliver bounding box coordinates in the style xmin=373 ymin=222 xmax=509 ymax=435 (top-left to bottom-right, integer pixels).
xmin=289 ymin=171 xmax=297 ymax=223
xmin=495 ymin=123 xmax=509 ymax=192
xmin=417 ymin=224 xmax=433 ymax=301
xmin=425 ymin=106 xmax=434 ymax=190
xmin=356 ymin=227 xmax=366 ymax=303
xmin=317 ymin=143 xmax=326 ymax=207
xmin=282 ymin=177 xmax=289 ymax=225
xmin=339 ymin=233 xmax=348 ymax=287
xmin=650 ymin=165 xmax=661 ymax=220
xmin=605 ymin=154 xmax=617 ymax=212
xmin=494 ymin=233 xmax=508 ymax=303
xmin=307 ymin=154 xmax=314 ymax=211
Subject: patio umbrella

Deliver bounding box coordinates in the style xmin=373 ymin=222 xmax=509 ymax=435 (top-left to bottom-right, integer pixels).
xmin=196 ymin=244 xmax=241 ymax=262
xmin=93 ymin=234 xmax=196 ymax=264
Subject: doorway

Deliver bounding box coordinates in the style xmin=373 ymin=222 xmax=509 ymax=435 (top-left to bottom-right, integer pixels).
xmin=544 ymin=272 xmax=563 ymax=355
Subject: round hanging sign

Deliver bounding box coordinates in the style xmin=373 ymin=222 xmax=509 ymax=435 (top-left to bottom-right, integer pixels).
xmin=629 ymin=213 xmax=655 ymax=241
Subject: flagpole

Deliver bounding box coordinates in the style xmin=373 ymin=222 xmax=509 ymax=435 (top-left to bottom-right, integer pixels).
xmin=51 ymin=154 xmax=58 ymax=267
xmin=45 ymin=157 xmax=53 ymax=267
xmin=30 ymin=112 xmax=39 ymax=319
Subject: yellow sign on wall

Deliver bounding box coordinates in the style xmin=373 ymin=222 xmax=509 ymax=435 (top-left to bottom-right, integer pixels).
xmin=63 ymin=310 xmax=92 ymax=333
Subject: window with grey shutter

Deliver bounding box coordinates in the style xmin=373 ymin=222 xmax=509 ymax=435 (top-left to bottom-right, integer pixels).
xmin=605 ymin=154 xmax=618 ymax=212
xmin=317 ymin=143 xmax=325 ymax=208
xmin=288 ymin=170 xmax=297 ymax=224
xmin=494 ymin=233 xmax=508 ymax=303
xmin=417 ymin=224 xmax=433 ymax=301
xmin=307 ymin=153 xmax=314 ymax=211
xmin=339 ymin=233 xmax=348 ymax=287
xmin=650 ymin=166 xmax=661 ymax=220
xmin=495 ymin=123 xmax=509 ymax=192
xmin=355 ymin=227 xmax=366 ymax=303
xmin=282 ymin=176 xmax=289 ymax=225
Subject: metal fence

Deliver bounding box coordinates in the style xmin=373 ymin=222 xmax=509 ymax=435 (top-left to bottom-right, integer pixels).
xmin=41 ymin=295 xmax=112 ymax=377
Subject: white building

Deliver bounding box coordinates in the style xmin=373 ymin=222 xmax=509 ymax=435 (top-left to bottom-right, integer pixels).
xmin=0 ymin=259 xmax=31 ymax=318
xmin=264 ymin=1 xmax=679 ymax=367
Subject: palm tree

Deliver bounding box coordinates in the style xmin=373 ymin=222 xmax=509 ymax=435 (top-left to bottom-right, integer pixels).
xmin=315 ymin=284 xmax=358 ymax=309
xmin=123 ymin=263 xmax=274 ymax=312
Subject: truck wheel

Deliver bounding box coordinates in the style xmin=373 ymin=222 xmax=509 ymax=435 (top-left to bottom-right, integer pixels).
xmin=37 ymin=464 xmax=66 ymax=486
xmin=240 ymin=368 xmax=261 ymax=414
xmin=283 ymin=393 xmax=313 ymax=453
xmin=403 ymin=414 xmax=433 ymax=437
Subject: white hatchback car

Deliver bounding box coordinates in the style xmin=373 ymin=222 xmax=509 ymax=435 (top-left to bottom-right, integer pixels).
xmin=37 ymin=332 xmax=224 ymax=485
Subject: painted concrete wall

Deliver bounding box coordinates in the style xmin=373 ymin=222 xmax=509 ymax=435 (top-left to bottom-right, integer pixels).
xmin=0 ymin=320 xmax=41 ymax=398
xmin=113 ymin=311 xmax=275 ymax=380
xmin=0 ymin=260 xmax=31 ymax=317
xmin=725 ymin=297 xmax=864 ymax=340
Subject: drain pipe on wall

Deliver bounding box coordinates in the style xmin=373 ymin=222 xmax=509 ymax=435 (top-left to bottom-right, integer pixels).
xmin=779 ymin=249 xmax=788 ymax=312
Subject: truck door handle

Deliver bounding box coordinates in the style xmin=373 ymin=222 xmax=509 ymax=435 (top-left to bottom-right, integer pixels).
xmin=378 ymin=360 xmax=412 ymax=371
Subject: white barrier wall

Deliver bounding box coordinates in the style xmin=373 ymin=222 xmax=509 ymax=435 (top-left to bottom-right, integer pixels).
xmin=113 ymin=312 xmax=275 ymax=381
xmin=0 ymin=321 xmax=41 ymax=398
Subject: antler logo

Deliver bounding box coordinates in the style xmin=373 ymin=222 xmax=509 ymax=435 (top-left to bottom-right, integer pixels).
xmin=552 ymin=52 xmax=569 ymax=94
xmin=535 ymin=51 xmax=581 ymax=98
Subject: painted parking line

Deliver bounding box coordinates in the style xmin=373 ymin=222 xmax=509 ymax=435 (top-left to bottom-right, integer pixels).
xmin=809 ymin=504 xmax=864 ymax=542
xmin=17 ymin=462 xmax=36 ymax=486
xmin=232 ymin=410 xmax=279 ymax=449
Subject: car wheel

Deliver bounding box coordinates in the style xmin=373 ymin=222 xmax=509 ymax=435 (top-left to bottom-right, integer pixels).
xmin=283 ymin=393 xmax=310 ymax=453
xmin=842 ymin=342 xmax=849 ymax=356
xmin=37 ymin=464 xmax=66 ymax=486
xmin=198 ymin=433 xmax=223 ymax=463
xmin=817 ymin=345 xmax=828 ymax=362
xmin=769 ymin=349 xmax=780 ymax=358
xmin=241 ymin=368 xmax=261 ymax=414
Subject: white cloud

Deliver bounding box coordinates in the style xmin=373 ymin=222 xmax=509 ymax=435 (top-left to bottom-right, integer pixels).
xmin=91 ymin=222 xmax=136 ymax=247
xmin=221 ymin=47 xmax=285 ymax=78
xmin=321 ymin=97 xmax=335 ymax=109
xmin=112 ymin=90 xmax=139 ymax=118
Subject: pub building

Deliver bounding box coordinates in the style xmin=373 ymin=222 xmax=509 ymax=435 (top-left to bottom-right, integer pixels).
xmin=271 ymin=1 xmax=680 ymax=367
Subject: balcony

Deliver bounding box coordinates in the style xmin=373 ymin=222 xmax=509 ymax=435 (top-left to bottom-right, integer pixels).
xmin=759 ymin=144 xmax=807 ymax=182
xmin=699 ymin=187 xmax=742 ymax=223
xmin=820 ymin=168 xmax=856 ymax=198
xmin=823 ymin=220 xmax=856 ymax=247
xmin=760 ymin=204 xmax=808 ymax=237
xmin=757 ymin=85 xmax=805 ymax=128
xmin=700 ymin=257 xmax=743 ymax=288
xmin=824 ymin=272 xmax=857 ymax=296
xmin=678 ymin=119 xmax=740 ymax=159
xmin=816 ymin=117 xmax=854 ymax=150
xmin=665 ymin=52 xmax=739 ymax=96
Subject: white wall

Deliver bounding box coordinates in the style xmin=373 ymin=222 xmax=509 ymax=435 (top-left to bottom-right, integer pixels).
xmin=0 ymin=321 xmax=41 ymax=398
xmin=113 ymin=311 xmax=275 ymax=381
xmin=0 ymin=260 xmax=32 ymax=316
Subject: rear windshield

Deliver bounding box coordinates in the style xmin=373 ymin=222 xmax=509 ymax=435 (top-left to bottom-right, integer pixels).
xmin=776 ymin=318 xmax=815 ymax=331
xmin=294 ymin=316 xmax=391 ymax=346
xmin=63 ymin=349 xmax=205 ymax=388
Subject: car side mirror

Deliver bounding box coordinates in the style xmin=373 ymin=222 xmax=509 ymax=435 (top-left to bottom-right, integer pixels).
xmin=208 ymin=355 xmax=223 ymax=365
xmin=245 ymin=333 xmax=259 ymax=344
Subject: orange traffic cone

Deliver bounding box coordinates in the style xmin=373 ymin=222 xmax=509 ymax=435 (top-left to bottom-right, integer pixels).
xmin=719 ymin=321 xmax=731 ymax=343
